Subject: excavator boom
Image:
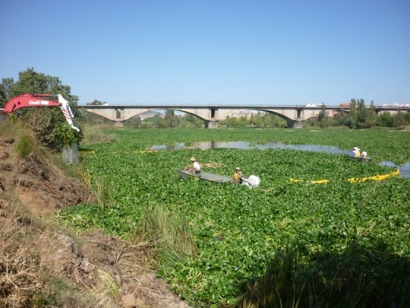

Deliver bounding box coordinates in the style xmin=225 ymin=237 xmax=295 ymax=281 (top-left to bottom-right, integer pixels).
xmin=2 ymin=93 xmax=80 ymax=132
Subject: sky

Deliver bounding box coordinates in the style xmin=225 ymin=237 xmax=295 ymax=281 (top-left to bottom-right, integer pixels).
xmin=1 ymin=0 xmax=409 ymax=106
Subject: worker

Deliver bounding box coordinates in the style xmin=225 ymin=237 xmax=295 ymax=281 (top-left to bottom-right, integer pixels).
xmin=188 ymin=156 xmax=201 ymax=174
xmin=352 ymin=147 xmax=361 ymax=158
xmin=233 ymin=167 xmax=244 ymax=184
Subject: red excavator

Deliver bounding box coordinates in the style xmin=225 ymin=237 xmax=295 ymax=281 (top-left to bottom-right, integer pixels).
xmin=0 ymin=93 xmax=80 ymax=131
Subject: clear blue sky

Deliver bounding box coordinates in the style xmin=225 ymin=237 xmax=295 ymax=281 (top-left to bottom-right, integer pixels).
xmin=1 ymin=0 xmax=409 ymax=106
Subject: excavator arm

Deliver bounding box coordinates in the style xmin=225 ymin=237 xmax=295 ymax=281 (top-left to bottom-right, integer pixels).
xmin=2 ymin=93 xmax=80 ymax=132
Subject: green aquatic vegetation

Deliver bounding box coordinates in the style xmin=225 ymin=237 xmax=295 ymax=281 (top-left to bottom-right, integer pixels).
xmin=59 ymin=127 xmax=410 ymax=307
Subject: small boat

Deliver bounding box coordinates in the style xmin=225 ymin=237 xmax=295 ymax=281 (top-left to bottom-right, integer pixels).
xmin=350 ymin=156 xmax=372 ymax=162
xmin=351 ymin=148 xmax=371 ymax=162
xmin=177 ymin=169 xmax=232 ymax=183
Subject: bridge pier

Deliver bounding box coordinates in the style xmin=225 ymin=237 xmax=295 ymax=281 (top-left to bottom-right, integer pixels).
xmin=205 ymin=120 xmax=218 ymax=128
xmin=293 ymin=121 xmax=303 ymax=128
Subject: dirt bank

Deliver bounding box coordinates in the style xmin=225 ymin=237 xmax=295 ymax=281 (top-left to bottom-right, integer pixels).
xmin=0 ymin=136 xmax=189 ymax=307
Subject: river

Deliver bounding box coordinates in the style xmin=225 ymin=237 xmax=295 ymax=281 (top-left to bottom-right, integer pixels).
xmin=151 ymin=141 xmax=410 ymax=178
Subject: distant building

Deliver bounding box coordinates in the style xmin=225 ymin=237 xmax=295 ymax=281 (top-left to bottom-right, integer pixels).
xmin=304 ymin=103 xmax=324 ymax=107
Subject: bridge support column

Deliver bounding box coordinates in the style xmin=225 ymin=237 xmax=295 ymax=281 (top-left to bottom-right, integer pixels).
xmin=205 ymin=120 xmax=218 ymax=129
xmin=293 ymin=121 xmax=304 ymax=128
xmin=114 ymin=121 xmax=124 ymax=127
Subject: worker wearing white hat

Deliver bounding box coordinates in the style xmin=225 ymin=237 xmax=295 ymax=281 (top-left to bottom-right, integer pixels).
xmin=189 ymin=156 xmax=201 ymax=174
xmin=352 ymin=147 xmax=361 ymax=158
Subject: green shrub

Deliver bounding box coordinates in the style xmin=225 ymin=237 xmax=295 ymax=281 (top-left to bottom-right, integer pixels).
xmin=52 ymin=123 xmax=83 ymax=150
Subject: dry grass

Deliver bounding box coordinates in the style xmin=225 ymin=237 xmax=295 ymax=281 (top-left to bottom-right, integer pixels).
xmin=0 ymin=196 xmax=42 ymax=307
xmin=0 ymin=121 xmax=190 ymax=308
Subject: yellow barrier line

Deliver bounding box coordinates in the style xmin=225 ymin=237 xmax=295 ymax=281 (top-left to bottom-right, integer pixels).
xmin=290 ymin=169 xmax=400 ymax=184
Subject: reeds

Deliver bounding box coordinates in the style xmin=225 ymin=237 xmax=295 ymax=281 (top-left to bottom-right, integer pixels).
xmin=239 ymin=246 xmax=310 ymax=308
xmin=81 ymin=124 xmax=117 ymax=145
xmin=96 ymin=176 xmax=110 ymax=209
xmin=239 ymin=243 xmax=410 ymax=307
xmin=14 ymin=129 xmax=35 ymax=159
xmin=137 ymin=205 xmax=196 ymax=268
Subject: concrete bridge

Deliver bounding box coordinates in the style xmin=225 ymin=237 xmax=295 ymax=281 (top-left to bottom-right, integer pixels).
xmin=80 ymin=104 xmax=409 ymax=128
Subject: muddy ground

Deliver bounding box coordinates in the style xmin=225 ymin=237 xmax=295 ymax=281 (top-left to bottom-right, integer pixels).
xmin=0 ymin=136 xmax=189 ymax=307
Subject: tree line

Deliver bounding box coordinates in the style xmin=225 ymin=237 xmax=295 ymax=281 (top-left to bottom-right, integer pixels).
xmin=119 ymin=110 xmax=288 ymax=129
xmin=127 ymin=103 xmax=409 ymax=129
xmin=308 ymin=100 xmax=410 ymax=129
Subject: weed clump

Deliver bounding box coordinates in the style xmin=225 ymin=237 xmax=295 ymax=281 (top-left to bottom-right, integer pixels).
xmin=137 ymin=205 xmax=197 ymax=267
xmin=15 ymin=132 xmax=34 ymax=159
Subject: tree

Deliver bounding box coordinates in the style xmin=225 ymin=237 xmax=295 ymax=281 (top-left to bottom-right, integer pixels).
xmin=249 ymin=113 xmax=265 ymax=127
xmin=0 ymin=68 xmax=82 ymax=149
xmin=357 ymin=99 xmax=367 ymax=128
xmin=318 ymin=104 xmax=328 ymax=128
xmin=263 ymin=113 xmax=286 ymax=127
xmin=347 ymin=98 xmax=368 ymax=128
xmin=0 ymin=77 xmax=15 ymax=106
xmin=377 ymin=112 xmax=394 ymax=127
xmin=3 ymin=68 xmax=78 ymax=106
xmin=125 ymin=115 xmax=142 ymax=128
xmin=392 ymin=111 xmax=407 ymax=127
xmin=364 ymin=101 xmax=378 ymax=127
xmin=179 ymin=114 xmax=203 ymax=128
xmin=142 ymin=114 xmax=167 ymax=128
xmin=164 ymin=109 xmax=179 ymax=128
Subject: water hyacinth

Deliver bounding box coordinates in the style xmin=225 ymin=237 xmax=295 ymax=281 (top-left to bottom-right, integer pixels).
xmin=59 ymin=127 xmax=410 ymax=307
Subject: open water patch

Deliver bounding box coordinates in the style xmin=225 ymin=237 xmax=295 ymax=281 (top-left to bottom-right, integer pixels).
xmin=379 ymin=162 xmax=410 ymax=178
xmin=151 ymin=141 xmax=352 ymax=155
xmin=151 ymin=141 xmax=410 ymax=178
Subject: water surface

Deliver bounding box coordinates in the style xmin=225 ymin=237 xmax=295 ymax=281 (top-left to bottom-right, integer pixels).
xmin=151 ymin=141 xmax=410 ymax=178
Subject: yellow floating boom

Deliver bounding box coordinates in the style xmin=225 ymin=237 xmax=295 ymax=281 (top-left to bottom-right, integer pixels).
xmin=290 ymin=169 xmax=400 ymax=184
xmin=347 ymin=169 xmax=400 ymax=183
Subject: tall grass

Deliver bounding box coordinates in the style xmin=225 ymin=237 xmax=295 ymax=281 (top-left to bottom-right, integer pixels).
xmin=239 ymin=242 xmax=410 ymax=307
xmin=1 ymin=120 xmax=43 ymax=160
xmin=96 ymin=176 xmax=110 ymax=209
xmin=81 ymin=124 xmax=117 ymax=145
xmin=239 ymin=246 xmax=311 ymax=308
xmin=15 ymin=132 xmax=34 ymax=159
xmin=137 ymin=205 xmax=196 ymax=268
xmin=97 ymin=269 xmax=120 ymax=299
